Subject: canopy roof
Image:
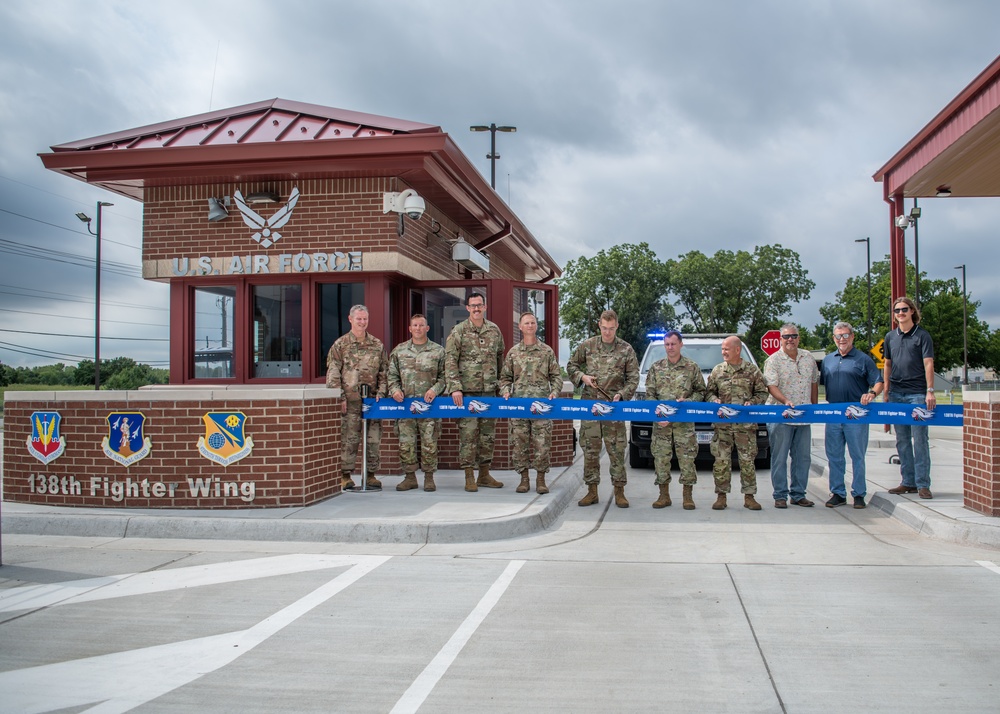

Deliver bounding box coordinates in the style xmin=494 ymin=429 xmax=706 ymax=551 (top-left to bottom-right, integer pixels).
xmin=874 ymin=54 xmax=1000 ymax=198
xmin=39 ymin=98 xmax=560 ymax=279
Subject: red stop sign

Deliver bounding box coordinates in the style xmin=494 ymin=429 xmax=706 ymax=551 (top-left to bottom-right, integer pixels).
xmin=761 ymin=329 xmax=782 ymax=356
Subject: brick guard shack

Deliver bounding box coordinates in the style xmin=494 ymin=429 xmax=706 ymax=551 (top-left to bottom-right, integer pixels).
xmin=4 ymin=99 xmax=573 ymax=508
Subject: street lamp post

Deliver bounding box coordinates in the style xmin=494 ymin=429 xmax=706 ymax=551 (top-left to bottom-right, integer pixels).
xmin=912 ymin=199 xmax=921 ymax=307
xmin=955 ymin=264 xmax=968 ymax=385
xmin=855 ymin=237 xmax=872 ymax=347
xmin=75 ymin=201 xmax=114 ymax=390
xmin=470 ymin=123 xmax=516 ymax=189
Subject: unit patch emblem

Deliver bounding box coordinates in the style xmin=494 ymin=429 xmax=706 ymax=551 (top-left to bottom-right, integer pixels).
xmin=197 ymin=412 xmax=254 ymax=466
xmin=27 ymin=411 xmax=66 ymax=464
xmin=101 ymin=412 xmax=152 ymax=466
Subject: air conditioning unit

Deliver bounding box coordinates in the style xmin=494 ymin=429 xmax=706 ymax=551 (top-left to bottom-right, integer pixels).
xmin=452 ymin=240 xmax=490 ymax=273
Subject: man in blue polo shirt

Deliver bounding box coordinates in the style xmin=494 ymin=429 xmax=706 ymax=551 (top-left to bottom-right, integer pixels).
xmin=821 ymin=321 xmax=883 ymax=508
xmin=883 ymin=296 xmax=936 ymax=499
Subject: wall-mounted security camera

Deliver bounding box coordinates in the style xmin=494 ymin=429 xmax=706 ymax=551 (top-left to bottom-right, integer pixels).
xmin=383 ymin=189 xmax=426 ymax=220
xmin=895 ymin=214 xmax=912 ymax=229
xmin=452 ymin=239 xmax=490 ymax=273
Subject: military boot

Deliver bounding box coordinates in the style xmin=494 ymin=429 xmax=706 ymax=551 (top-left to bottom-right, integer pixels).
xmin=464 ymin=468 xmax=478 ymax=492
xmin=578 ymin=483 xmax=599 ymax=506
xmin=366 ymin=472 xmax=382 ymax=490
xmin=423 ymin=472 xmax=436 ymax=492
xmin=682 ymin=485 xmax=696 ymax=510
xmin=477 ymin=463 xmax=504 ymax=489
xmin=535 ymin=471 xmax=549 ymax=495
xmin=342 ymin=472 xmax=356 ymax=490
xmin=652 ymin=482 xmax=671 ymax=508
xmin=396 ymin=472 xmax=419 ymax=491
xmin=516 ymin=470 xmax=531 ymax=493
xmin=712 ymin=492 xmax=727 ymax=510
xmin=744 ymin=494 xmax=762 ymax=511
xmin=614 ymin=483 xmax=630 ymax=508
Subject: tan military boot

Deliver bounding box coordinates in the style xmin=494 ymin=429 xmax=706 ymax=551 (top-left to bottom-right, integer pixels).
xmin=516 ymin=470 xmax=530 ymax=493
xmin=366 ymin=472 xmax=382 ymax=489
xmin=744 ymin=494 xmax=762 ymax=511
xmin=464 ymin=468 xmax=478 ymax=492
xmin=477 ymin=463 xmax=504 ymax=489
xmin=712 ymin=492 xmax=727 ymax=510
xmin=535 ymin=471 xmax=549 ymax=495
xmin=683 ymin=485 xmax=696 ymax=510
xmin=396 ymin=472 xmax=419 ymax=491
xmin=423 ymin=472 xmax=436 ymax=492
xmin=342 ymin=472 xmax=355 ymax=490
xmin=578 ymin=483 xmax=599 ymax=506
xmin=652 ymin=483 xmax=671 ymax=508
xmin=614 ymin=483 xmax=629 ymax=508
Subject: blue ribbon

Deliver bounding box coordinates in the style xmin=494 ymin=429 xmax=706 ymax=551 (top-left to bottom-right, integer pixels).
xmin=363 ymin=397 xmax=962 ymax=427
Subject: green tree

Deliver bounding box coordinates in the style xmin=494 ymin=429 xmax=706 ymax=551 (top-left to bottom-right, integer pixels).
xmin=558 ymin=242 xmax=674 ymax=355
xmin=668 ymin=245 xmax=815 ymax=362
xmin=103 ymin=363 xmax=168 ymax=390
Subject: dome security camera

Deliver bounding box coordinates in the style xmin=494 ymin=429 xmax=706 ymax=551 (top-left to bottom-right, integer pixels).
xmin=402 ymin=192 xmax=425 ymax=221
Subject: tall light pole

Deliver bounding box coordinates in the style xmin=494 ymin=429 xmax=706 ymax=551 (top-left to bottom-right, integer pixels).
xmin=955 ymin=264 xmax=968 ymax=385
xmin=470 ymin=123 xmax=516 ymax=189
xmin=911 ymin=199 xmax=921 ymax=307
xmin=76 ymin=201 xmax=114 ymax=389
xmin=855 ymin=237 xmax=872 ymax=347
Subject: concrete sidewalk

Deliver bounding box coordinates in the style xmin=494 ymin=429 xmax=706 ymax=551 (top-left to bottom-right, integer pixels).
xmin=809 ymin=424 xmax=1000 ymax=550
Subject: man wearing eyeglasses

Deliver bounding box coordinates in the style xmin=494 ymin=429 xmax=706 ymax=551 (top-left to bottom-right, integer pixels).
xmin=820 ymin=321 xmax=883 ymax=508
xmin=445 ymin=292 xmax=506 ymax=492
xmin=883 ymin=296 xmax=936 ymax=499
xmin=763 ymin=323 xmax=819 ymax=509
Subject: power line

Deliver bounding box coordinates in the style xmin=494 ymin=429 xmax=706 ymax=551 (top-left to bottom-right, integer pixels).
xmin=0 ymin=284 xmax=169 ymax=311
xmin=0 ymin=328 xmax=168 ymax=342
xmin=0 ymin=207 xmax=140 ymax=250
xmin=0 ymin=306 xmax=168 ymax=327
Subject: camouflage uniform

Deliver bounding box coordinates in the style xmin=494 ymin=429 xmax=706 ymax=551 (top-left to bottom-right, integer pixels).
xmin=645 ymin=355 xmax=707 ymax=486
xmin=499 ymin=341 xmax=563 ymax=473
xmin=326 ymin=331 xmax=388 ymax=474
xmin=704 ymin=359 xmax=768 ymax=494
xmin=567 ymin=336 xmax=640 ymax=484
xmin=444 ymin=318 xmax=505 ymax=468
xmin=388 ymin=339 xmax=446 ymax=474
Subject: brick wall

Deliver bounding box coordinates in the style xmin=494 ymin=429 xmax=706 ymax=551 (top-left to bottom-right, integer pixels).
xmin=962 ymin=391 xmax=1000 ymax=516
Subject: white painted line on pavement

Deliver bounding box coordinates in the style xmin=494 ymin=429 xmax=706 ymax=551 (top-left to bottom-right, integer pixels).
xmin=391 ymin=559 xmax=526 ymax=714
xmin=0 ymin=554 xmax=363 ymax=613
xmin=976 ymin=560 xmax=1000 ymax=576
xmin=0 ymin=555 xmax=391 ymax=714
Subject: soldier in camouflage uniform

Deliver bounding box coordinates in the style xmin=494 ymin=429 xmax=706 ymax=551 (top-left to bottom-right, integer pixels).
xmin=644 ymin=330 xmax=707 ymax=510
xmin=325 ymin=304 xmax=388 ymax=491
xmin=499 ymin=312 xmax=564 ymax=495
xmin=567 ymin=309 xmax=640 ymax=508
xmin=388 ymin=314 xmax=446 ymax=493
xmin=704 ymin=335 xmax=768 ymax=511
xmin=445 ymin=293 xmax=506 ymax=492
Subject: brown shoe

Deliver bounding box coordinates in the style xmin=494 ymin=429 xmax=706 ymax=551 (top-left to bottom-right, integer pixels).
xmin=744 ymin=494 xmax=762 ymax=511
xmin=342 ymin=474 xmax=356 ymax=490
xmin=396 ymin=473 xmax=419 ymax=491
xmin=535 ymin=471 xmax=549 ymax=495
xmin=918 ymin=487 xmax=933 ymax=499
xmin=366 ymin=473 xmax=382 ymax=490
xmin=682 ymin=485 xmax=696 ymax=510
xmin=888 ymin=484 xmax=918 ymax=494
xmin=712 ymin=493 xmax=727 ymax=510
xmin=652 ymin=483 xmax=671 ymax=509
xmin=613 ymin=483 xmax=629 ymax=508
xmin=464 ymin=468 xmax=478 ymax=492
xmin=515 ymin=470 xmax=530 ymax=493
xmin=791 ymin=498 xmax=814 ymax=507
xmin=774 ymin=499 xmax=787 ymax=509
xmin=578 ymin=483 xmax=599 ymax=506
xmin=423 ymin=472 xmax=436 ymax=492
xmin=477 ymin=464 xmax=504 ymax=489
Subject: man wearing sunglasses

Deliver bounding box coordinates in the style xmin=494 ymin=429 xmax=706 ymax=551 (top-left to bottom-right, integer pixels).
xmin=763 ymin=323 xmax=819 ymax=509
xmin=820 ymin=321 xmax=883 ymax=508
xmin=883 ymin=296 xmax=936 ymax=499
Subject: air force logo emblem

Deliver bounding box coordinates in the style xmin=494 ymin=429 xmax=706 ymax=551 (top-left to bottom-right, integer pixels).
xmin=101 ymin=412 xmax=152 ymax=466
xmin=197 ymin=412 xmax=254 ymax=466
xmin=233 ymin=187 xmax=300 ymax=248
xmin=27 ymin=411 xmax=65 ymax=464
xmin=591 ymin=402 xmax=614 ymax=417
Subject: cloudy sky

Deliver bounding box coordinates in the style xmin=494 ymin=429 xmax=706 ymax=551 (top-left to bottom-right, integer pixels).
xmin=1 ymin=0 xmax=998 ymax=368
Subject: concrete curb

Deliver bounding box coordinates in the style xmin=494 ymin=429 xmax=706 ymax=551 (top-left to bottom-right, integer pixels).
xmin=1 ymin=462 xmax=585 ymax=544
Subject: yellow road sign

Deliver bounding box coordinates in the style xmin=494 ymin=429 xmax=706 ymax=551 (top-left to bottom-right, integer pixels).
xmin=870 ymin=339 xmax=884 ymax=369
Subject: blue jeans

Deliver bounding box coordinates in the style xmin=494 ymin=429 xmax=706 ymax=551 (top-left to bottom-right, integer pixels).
xmin=825 ymin=422 xmax=869 ymax=498
xmin=889 ymin=391 xmax=932 ymax=489
xmin=768 ymin=423 xmax=812 ymax=501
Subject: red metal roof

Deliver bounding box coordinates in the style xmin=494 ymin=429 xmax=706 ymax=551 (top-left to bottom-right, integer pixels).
xmin=39 ymin=98 xmax=560 ymax=280
xmin=873 ymin=55 xmax=1000 ymax=198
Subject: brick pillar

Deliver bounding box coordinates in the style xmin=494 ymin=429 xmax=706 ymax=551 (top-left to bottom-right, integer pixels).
xmin=962 ymin=390 xmax=1000 ymax=516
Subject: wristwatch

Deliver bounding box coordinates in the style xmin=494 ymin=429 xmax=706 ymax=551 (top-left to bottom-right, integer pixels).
xmin=867 ymin=389 xmax=877 ymax=396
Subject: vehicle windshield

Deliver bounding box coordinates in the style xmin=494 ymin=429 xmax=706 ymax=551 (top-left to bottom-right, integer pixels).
xmin=641 ymin=342 xmax=753 ymax=373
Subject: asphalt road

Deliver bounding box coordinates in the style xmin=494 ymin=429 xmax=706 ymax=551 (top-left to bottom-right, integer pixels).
xmin=2 ymin=464 xmax=1000 ymax=713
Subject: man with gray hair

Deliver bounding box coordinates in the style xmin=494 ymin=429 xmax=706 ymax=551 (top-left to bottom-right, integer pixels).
xmin=820 ymin=321 xmax=883 ymax=508
xmin=326 ymin=304 xmax=388 ymax=491
xmin=763 ymin=323 xmax=818 ymax=509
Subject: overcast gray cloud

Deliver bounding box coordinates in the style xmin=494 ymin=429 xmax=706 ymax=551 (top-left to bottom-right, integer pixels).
xmin=2 ymin=0 xmax=999 ymax=368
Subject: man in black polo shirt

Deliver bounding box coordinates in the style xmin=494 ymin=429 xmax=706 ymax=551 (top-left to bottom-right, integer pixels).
xmin=821 ymin=321 xmax=883 ymax=509
xmin=883 ymin=296 xmax=936 ymax=499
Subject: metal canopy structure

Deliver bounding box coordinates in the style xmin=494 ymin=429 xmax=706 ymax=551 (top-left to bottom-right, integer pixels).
xmin=873 ymin=54 xmax=1000 ymax=307
xmin=39 ymin=98 xmax=560 ymax=281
